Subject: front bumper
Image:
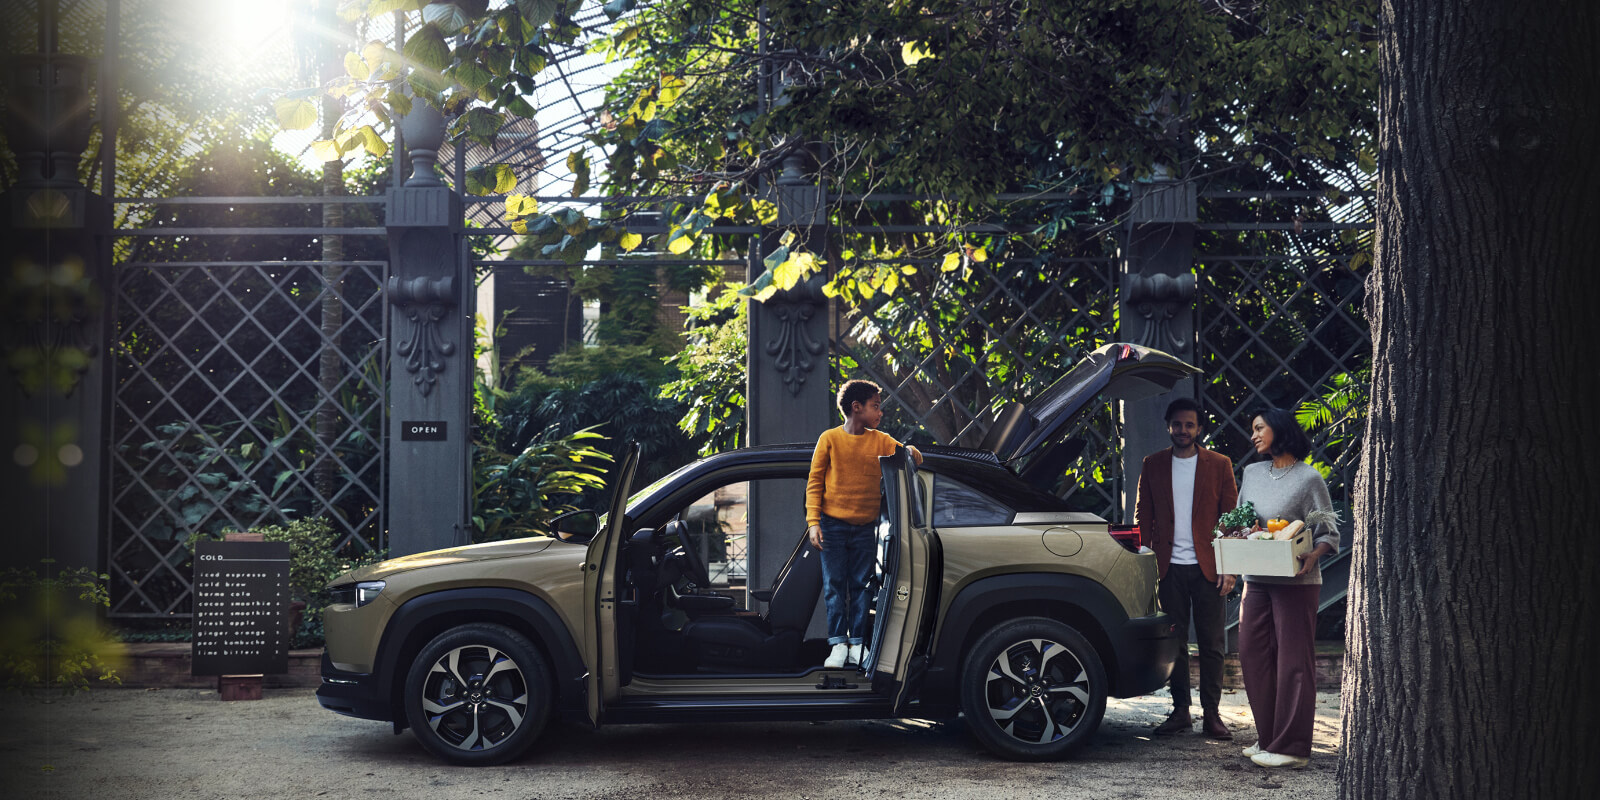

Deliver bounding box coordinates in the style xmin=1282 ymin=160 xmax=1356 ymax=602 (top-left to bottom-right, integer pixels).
xmin=314 ymin=650 xmax=392 ymax=722
xmin=1108 ymin=611 xmax=1183 ymax=698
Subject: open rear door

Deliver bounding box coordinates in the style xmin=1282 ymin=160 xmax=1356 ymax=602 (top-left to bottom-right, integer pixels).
xmin=864 ymin=446 xmax=938 ymax=713
xmin=582 ymin=442 xmax=641 ymax=726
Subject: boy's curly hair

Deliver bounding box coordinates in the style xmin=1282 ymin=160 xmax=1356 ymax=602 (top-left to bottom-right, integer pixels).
xmin=837 ymin=379 xmax=881 ymax=417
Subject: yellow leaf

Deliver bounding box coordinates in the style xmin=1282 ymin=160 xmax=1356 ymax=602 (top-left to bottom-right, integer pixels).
xmin=344 ymin=51 xmax=370 ymax=81
xmin=310 ymin=139 xmax=343 ymax=164
xmin=668 ymin=234 xmax=694 ymax=255
xmin=971 ymin=247 xmax=987 ymax=262
xmin=900 ymin=265 xmax=918 ymax=275
xmin=357 ymin=126 xmax=388 ymax=158
xmin=659 ymin=74 xmax=687 ymax=106
xmin=901 ymin=41 xmax=936 ymax=67
xmin=274 ymin=97 xmax=319 ymax=131
xmin=940 ymin=252 xmax=961 ymax=272
xmin=779 ymin=230 xmax=797 ymax=247
xmin=505 ymin=193 xmax=538 ymax=217
xmin=512 ymin=219 xmax=529 ymax=234
xmin=620 ymin=232 xmax=643 ymax=252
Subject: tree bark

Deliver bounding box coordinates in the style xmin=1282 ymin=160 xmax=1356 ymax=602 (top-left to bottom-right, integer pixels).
xmin=314 ymin=0 xmax=348 ymax=504
xmin=1342 ymin=1 xmax=1600 ymax=798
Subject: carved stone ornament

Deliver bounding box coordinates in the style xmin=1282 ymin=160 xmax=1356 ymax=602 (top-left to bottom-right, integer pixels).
xmin=762 ymin=281 xmax=827 ymax=397
xmin=387 ymin=275 xmax=457 ymax=397
xmin=1123 ymin=272 xmax=1195 ymax=352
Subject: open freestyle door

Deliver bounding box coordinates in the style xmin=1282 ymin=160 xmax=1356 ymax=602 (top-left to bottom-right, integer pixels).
xmin=582 ymin=442 xmax=641 ymax=726
xmin=864 ymin=446 xmax=938 ymax=713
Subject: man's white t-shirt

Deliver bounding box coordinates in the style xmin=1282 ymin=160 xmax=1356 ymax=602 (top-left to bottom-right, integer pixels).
xmin=1170 ymin=452 xmax=1199 ymax=565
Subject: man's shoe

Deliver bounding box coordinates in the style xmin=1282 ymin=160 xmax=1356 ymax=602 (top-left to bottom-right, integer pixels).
xmin=1251 ymin=751 xmax=1310 ymax=769
xmin=824 ymin=643 xmax=849 ymax=668
xmin=1242 ymin=742 xmax=1262 ymax=758
xmin=1203 ymin=710 xmax=1233 ymax=740
xmin=1153 ymin=710 xmax=1193 ymax=735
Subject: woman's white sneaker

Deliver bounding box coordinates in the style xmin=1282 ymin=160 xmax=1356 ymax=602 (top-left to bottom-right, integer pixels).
xmin=1251 ymin=751 xmax=1309 ymax=769
xmin=1242 ymin=742 xmax=1262 ymax=758
xmin=824 ymin=643 xmax=850 ymax=668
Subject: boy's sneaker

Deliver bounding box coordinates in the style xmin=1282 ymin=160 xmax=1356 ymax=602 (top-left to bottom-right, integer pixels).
xmin=846 ymin=644 xmax=864 ymax=666
xmin=1242 ymin=741 xmax=1263 ymax=758
xmin=824 ymin=643 xmax=849 ymax=668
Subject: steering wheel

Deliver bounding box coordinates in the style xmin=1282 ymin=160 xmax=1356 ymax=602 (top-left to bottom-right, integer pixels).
xmin=661 ymin=519 xmax=711 ymax=589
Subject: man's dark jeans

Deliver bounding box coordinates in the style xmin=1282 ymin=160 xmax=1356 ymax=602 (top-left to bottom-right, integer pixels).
xmin=819 ymin=514 xmax=878 ymax=646
xmin=1158 ymin=563 xmax=1227 ymax=712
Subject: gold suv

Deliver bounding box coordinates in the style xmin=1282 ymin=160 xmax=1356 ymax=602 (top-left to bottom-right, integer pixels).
xmin=318 ymin=343 xmax=1194 ymax=764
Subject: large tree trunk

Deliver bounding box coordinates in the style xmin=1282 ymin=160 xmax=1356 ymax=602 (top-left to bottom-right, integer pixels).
xmin=1341 ymin=1 xmax=1600 ymax=798
xmin=314 ymin=0 xmax=348 ymax=505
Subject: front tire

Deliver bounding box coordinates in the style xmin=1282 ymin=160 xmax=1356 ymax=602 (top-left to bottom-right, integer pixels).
xmin=403 ymin=623 xmax=552 ymax=765
xmin=958 ymin=617 xmax=1108 ymax=761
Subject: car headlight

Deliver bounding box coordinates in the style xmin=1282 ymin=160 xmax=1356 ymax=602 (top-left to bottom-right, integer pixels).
xmin=330 ymin=580 xmax=386 ymax=607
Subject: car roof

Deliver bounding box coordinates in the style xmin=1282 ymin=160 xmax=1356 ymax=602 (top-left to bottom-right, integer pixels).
xmin=674 ymin=442 xmax=1073 ymax=513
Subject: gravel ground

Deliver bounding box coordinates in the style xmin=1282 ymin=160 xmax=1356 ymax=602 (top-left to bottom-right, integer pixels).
xmin=5 ymin=686 xmax=1339 ymax=800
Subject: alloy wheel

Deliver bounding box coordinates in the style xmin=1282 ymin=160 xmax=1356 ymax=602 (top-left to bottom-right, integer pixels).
xmin=983 ymin=637 xmax=1092 ymax=744
xmin=418 ymin=644 xmax=531 ymax=752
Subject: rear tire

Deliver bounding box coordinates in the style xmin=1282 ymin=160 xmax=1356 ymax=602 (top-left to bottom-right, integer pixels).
xmin=958 ymin=616 xmax=1107 ymax=761
xmin=403 ymin=623 xmax=551 ymax=765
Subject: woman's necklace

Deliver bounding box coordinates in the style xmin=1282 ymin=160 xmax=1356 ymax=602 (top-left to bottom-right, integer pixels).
xmin=1268 ymin=460 xmax=1296 ymax=480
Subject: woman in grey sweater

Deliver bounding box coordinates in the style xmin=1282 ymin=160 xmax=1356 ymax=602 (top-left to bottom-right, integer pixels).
xmin=1232 ymin=408 xmax=1340 ymax=770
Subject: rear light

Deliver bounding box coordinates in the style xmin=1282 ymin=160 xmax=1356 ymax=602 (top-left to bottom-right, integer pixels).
xmin=1109 ymin=524 xmax=1142 ymax=553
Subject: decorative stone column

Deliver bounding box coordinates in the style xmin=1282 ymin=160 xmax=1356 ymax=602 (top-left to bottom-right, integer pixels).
xmin=384 ymin=101 xmax=472 ymax=556
xmin=745 ymin=155 xmax=830 ymax=614
xmin=1118 ymin=179 xmax=1198 ymax=524
xmin=1 ymin=51 xmax=112 ymax=573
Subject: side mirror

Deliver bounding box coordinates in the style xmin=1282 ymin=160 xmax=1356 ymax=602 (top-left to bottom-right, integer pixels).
xmin=551 ymin=510 xmax=599 ymax=543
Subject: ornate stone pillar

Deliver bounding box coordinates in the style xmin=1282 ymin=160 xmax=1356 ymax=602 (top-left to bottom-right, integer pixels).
xmin=384 ymin=101 xmax=472 ymax=556
xmin=745 ymin=154 xmax=830 ymax=611
xmin=1 ymin=50 xmax=112 ymax=573
xmin=1118 ymin=179 xmax=1198 ymax=524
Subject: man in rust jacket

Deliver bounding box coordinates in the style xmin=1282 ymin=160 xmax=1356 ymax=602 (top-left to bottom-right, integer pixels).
xmin=1135 ymin=397 xmax=1239 ymax=739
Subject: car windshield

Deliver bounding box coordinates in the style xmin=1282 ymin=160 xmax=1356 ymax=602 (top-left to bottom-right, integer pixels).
xmin=595 ymin=459 xmax=700 ymax=529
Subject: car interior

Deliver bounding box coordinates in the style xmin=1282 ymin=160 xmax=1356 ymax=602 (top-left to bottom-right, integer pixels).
xmin=618 ymin=479 xmax=884 ymax=679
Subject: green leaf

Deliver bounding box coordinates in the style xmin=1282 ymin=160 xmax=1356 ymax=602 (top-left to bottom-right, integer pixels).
xmin=602 ymin=0 xmax=636 ymax=20
xmin=403 ymin=23 xmax=451 ymax=72
xmin=566 ymin=151 xmax=591 ymax=197
xmin=465 ymin=163 xmax=518 ymax=195
xmin=762 ymin=245 xmax=790 ymax=271
xmin=452 ymin=60 xmax=492 ymax=93
xmin=422 ymin=2 xmax=471 ymax=31
xmin=456 ymin=107 xmax=506 ymax=144
xmin=274 ymin=96 xmax=319 ymax=131
xmin=517 ymin=0 xmax=559 ymax=28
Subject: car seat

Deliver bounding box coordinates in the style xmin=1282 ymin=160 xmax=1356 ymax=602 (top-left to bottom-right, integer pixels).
xmin=679 ymin=529 xmax=823 ymax=670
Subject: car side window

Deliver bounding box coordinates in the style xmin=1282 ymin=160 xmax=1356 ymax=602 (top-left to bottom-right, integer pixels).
xmin=933 ymin=474 xmax=1012 ymax=527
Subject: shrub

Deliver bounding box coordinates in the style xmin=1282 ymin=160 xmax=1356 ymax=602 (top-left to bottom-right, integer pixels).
xmin=0 ymin=562 xmax=124 ymax=692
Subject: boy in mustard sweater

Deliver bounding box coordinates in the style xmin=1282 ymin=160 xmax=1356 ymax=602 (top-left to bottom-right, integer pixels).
xmin=806 ymin=380 xmax=921 ymax=669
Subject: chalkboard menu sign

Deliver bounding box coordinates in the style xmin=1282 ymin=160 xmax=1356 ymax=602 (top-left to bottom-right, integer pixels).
xmin=192 ymin=539 xmax=291 ymax=676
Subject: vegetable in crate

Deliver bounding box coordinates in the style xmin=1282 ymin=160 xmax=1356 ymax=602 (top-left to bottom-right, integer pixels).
xmin=1214 ymin=501 xmax=1259 ymax=537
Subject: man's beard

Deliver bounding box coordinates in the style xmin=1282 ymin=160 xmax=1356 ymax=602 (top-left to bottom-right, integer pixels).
xmin=1169 ymin=434 xmax=1194 ymax=450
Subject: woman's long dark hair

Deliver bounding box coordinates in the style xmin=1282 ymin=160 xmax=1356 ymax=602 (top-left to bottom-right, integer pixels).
xmin=1251 ymin=407 xmax=1312 ymax=461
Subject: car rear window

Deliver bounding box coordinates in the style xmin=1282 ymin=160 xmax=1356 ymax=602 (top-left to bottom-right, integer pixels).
xmin=933 ymin=474 xmax=1012 ymax=526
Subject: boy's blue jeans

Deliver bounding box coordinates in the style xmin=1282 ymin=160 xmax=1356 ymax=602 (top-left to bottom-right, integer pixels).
xmin=819 ymin=514 xmax=878 ymax=646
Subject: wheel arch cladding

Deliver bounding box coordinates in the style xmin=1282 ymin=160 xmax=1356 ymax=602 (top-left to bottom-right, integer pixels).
xmin=928 ymin=573 xmax=1129 ymax=701
xmin=377 ymin=588 xmax=585 ymax=721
